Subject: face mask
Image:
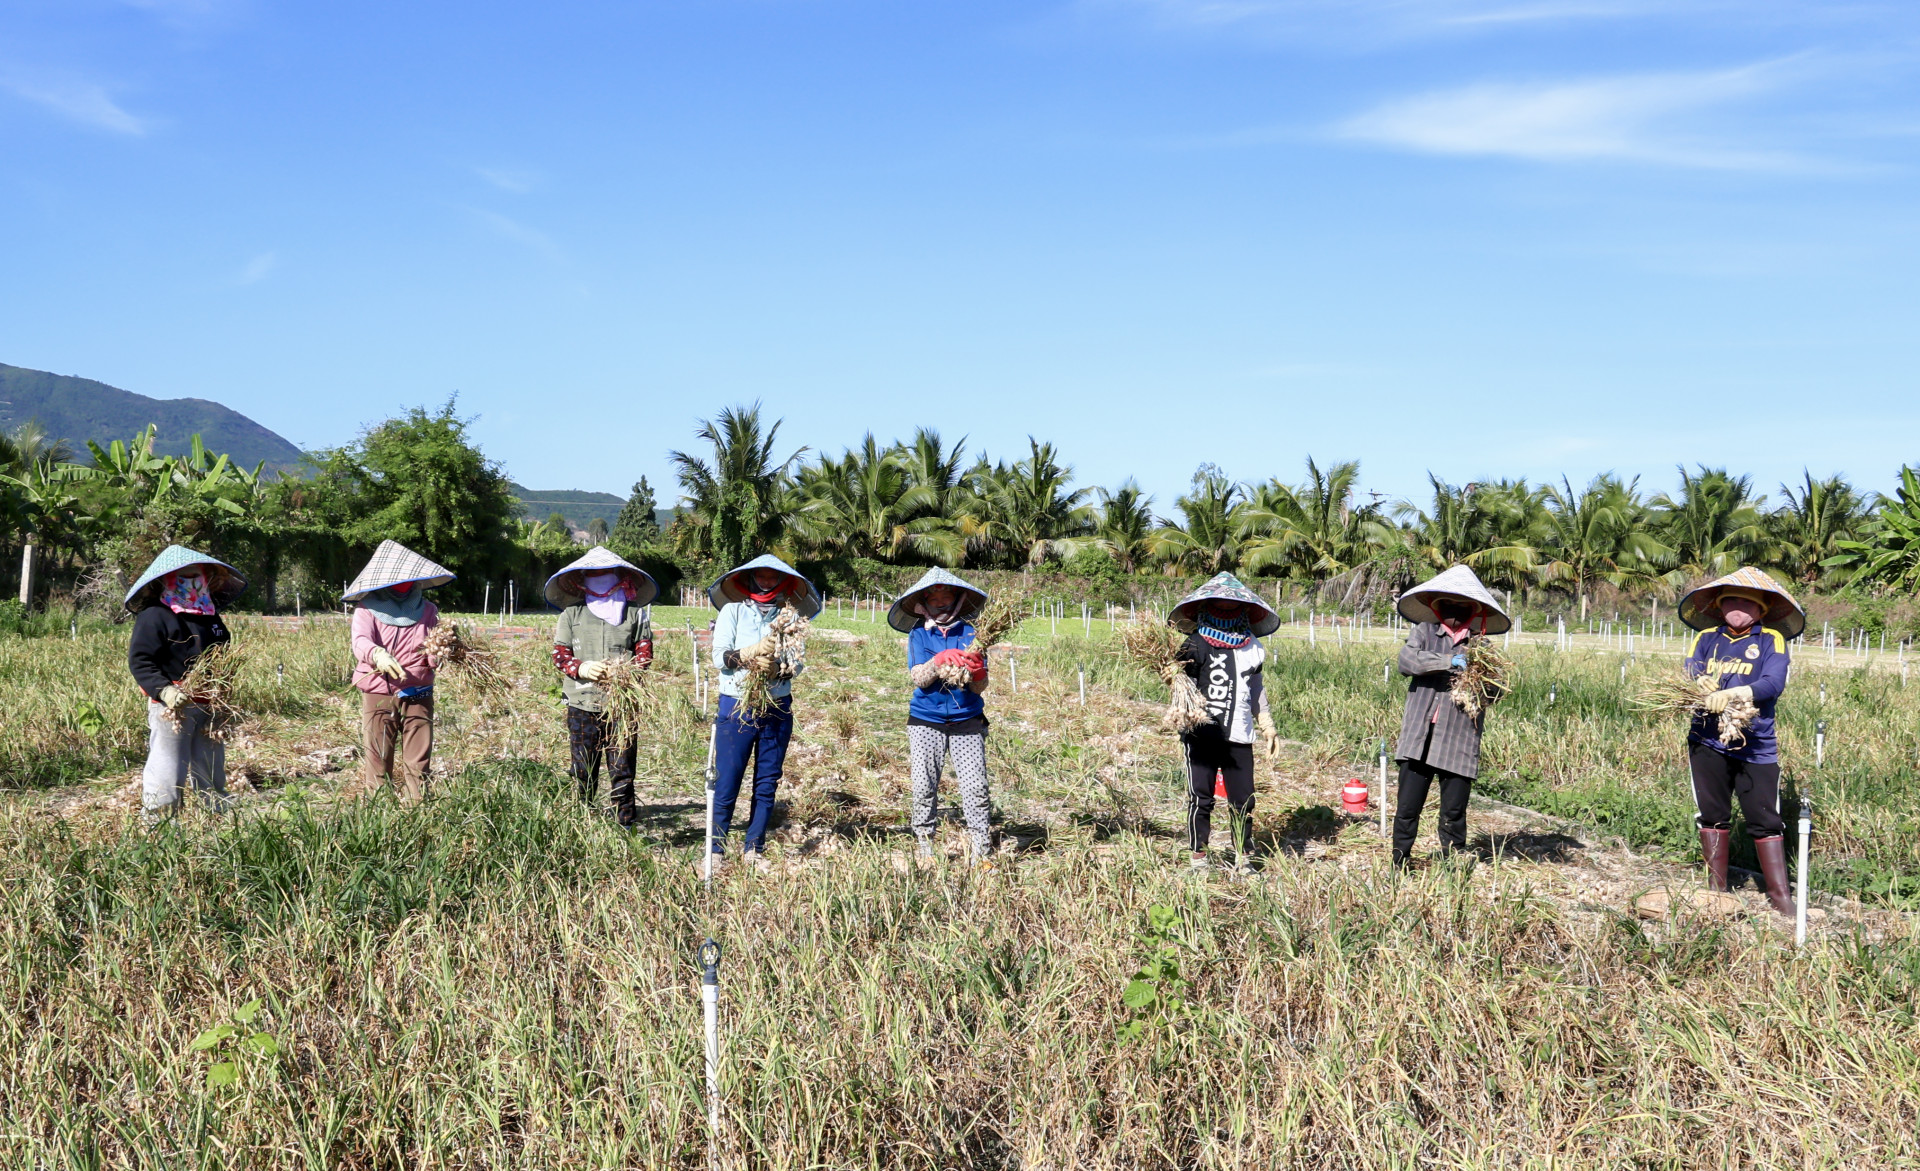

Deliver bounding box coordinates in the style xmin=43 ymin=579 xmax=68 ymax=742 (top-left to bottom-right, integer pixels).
xmin=160 ymin=571 xmax=217 ymax=616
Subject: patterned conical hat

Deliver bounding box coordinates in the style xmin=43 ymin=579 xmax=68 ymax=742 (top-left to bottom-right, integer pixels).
xmin=707 ymin=553 xmax=822 ymax=618
xmin=544 ymin=546 xmax=659 ymax=609
xmin=123 ymin=545 xmax=248 ymax=612
xmin=1396 ymin=564 xmax=1512 ymax=635
xmin=343 ymin=540 xmax=455 ymax=602
xmin=1168 ymin=572 xmax=1281 ymax=637
xmin=1679 ymin=566 xmax=1804 ymax=640
xmin=888 ymin=567 xmax=988 ymax=633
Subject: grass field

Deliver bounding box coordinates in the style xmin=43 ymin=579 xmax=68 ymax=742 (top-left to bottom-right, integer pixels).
xmin=1 ymin=608 xmax=1916 ymax=1167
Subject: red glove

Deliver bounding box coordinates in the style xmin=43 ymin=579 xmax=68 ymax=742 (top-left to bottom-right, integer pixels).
xmin=930 ymin=649 xmax=968 ymax=668
xmin=961 ymin=651 xmax=987 ymax=682
xmin=633 ymin=639 xmax=654 ymax=668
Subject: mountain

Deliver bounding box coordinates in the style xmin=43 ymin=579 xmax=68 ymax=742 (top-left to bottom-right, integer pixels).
xmin=0 ymin=363 xmax=306 ymax=471
xmin=508 ymin=484 xmax=674 ymax=531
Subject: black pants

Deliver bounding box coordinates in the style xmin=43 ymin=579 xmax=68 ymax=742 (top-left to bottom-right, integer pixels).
xmin=567 ymin=706 xmax=637 ymax=822
xmin=1184 ymin=729 xmax=1254 ymax=854
xmin=1393 ymin=759 xmax=1472 ymax=863
xmin=1689 ymin=742 xmax=1784 ymax=839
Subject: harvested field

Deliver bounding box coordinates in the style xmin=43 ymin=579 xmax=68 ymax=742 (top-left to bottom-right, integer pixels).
xmin=0 ymin=607 xmax=1915 ymax=1167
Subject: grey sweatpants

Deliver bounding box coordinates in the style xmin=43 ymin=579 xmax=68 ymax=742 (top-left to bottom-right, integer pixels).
xmin=909 ymin=724 xmax=992 ymax=854
xmin=143 ymin=701 xmax=228 ymax=814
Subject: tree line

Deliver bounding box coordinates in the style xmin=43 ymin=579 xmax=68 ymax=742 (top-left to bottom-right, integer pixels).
xmin=4 ymin=399 xmax=1918 ymax=623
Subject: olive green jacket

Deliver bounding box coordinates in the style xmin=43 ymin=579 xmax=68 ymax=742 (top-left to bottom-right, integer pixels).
xmin=554 ymin=604 xmax=652 ymax=713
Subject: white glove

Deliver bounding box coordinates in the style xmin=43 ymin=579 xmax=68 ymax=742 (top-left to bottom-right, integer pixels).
xmin=159 ymin=684 xmax=187 ymax=712
xmin=1704 ymin=685 xmax=1752 ymax=714
xmin=578 ymin=660 xmax=608 ymax=683
xmin=1257 ymin=712 xmax=1280 ymax=758
xmin=369 ymin=646 xmax=405 ymax=681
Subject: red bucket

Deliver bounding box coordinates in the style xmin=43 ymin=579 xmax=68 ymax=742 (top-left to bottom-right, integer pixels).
xmin=1341 ymin=779 xmax=1369 ymax=814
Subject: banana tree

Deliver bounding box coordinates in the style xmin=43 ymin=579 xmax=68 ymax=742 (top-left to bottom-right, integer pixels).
xmin=1826 ymin=466 xmax=1920 ymax=591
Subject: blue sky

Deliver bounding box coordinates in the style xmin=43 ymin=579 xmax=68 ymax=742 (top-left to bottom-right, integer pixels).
xmin=2 ymin=0 xmax=1916 ymax=514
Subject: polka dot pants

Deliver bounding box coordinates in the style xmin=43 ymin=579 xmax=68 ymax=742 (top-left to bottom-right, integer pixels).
xmin=908 ymin=724 xmax=992 ymax=854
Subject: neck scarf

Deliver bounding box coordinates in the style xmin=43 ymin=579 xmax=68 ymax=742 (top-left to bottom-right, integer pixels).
xmin=1198 ymin=611 xmax=1252 ymax=648
xmin=160 ymin=570 xmax=217 ymax=616
xmin=744 ymin=575 xmax=786 ymax=618
xmin=584 ymin=571 xmax=633 ymax=625
xmin=362 ymin=585 xmax=429 ymax=627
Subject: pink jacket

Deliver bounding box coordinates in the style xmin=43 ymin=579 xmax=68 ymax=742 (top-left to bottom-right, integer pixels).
xmin=351 ymin=603 xmax=439 ymax=695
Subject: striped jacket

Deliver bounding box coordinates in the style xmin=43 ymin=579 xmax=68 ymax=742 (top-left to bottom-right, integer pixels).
xmin=1393 ymin=622 xmax=1485 ymax=779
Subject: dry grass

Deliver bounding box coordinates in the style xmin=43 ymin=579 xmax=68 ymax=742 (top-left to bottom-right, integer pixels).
xmin=1449 ymin=636 xmax=1513 ymax=720
xmin=740 ymin=605 xmax=809 ymax=716
xmin=167 ymin=639 xmax=246 ymax=740
xmin=423 ymin=621 xmax=512 ymax=704
xmin=1 ymin=608 xmax=1917 ymax=1167
xmin=1634 ymin=668 xmax=1760 ymax=749
xmin=1117 ymin=618 xmax=1210 ymax=732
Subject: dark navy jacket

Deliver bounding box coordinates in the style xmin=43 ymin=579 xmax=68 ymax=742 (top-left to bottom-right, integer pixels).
xmin=907 ymin=622 xmax=985 ymax=726
xmin=1685 ymin=624 xmax=1791 ymax=764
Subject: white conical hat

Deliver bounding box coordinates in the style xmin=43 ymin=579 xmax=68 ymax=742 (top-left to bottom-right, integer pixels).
xmin=887 ymin=567 xmax=987 ymax=633
xmin=544 ymin=546 xmax=659 ymax=609
xmin=343 ymin=540 xmax=455 ymax=602
xmin=707 ymin=554 xmax=822 ymax=618
xmin=1396 ymin=564 xmax=1511 ymax=635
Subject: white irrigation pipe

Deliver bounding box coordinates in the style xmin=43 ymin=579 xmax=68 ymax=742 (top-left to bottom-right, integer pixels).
xmin=1077 ymin=665 xmax=1086 ymax=706
xmin=1815 ymin=720 xmax=1826 ymax=770
xmin=703 ymin=721 xmax=718 ymax=889
xmin=700 ymin=938 xmax=723 ymax=1133
xmin=1377 ymin=739 xmax=1389 ymax=838
xmin=1796 ymin=798 xmax=1813 ymax=949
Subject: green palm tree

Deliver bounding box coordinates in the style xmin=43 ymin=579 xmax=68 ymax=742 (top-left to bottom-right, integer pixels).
xmin=1075 ymin=479 xmax=1155 ymax=573
xmin=1539 ymin=474 xmax=1670 ymax=615
xmin=1393 ymin=475 xmax=1541 ymax=587
xmin=2 ymin=422 xmax=84 ymax=608
xmin=669 ymin=404 xmax=806 ymax=568
xmin=1773 ymin=472 xmax=1870 ymax=586
xmin=1146 ymin=465 xmax=1242 ymax=574
xmin=1826 ymin=466 xmax=1920 ymax=592
xmin=1651 ymin=466 xmax=1775 ymax=583
xmin=791 ymin=435 xmax=962 ymax=565
xmin=1238 ymin=458 xmax=1391 ymax=582
xmin=962 ymin=440 xmax=1091 ymax=568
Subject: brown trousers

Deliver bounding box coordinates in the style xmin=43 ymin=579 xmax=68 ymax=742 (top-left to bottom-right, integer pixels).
xmin=361 ymin=692 xmax=434 ymax=801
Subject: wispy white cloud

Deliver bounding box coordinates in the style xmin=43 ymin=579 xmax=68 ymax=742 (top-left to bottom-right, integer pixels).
xmin=463 ymin=207 xmax=562 ymax=259
xmin=1086 ymin=0 xmax=1726 ymax=37
xmin=1335 ymin=64 xmax=1816 ymax=168
xmin=235 ymin=252 xmax=276 ymax=285
xmin=476 ymin=166 xmax=542 ymax=193
xmin=0 ymin=70 xmax=148 ymax=134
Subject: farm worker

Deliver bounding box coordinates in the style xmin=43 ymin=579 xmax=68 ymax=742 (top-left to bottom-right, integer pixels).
xmin=1678 ymin=567 xmax=1804 ymax=916
xmin=344 ymin=540 xmax=455 ymax=803
xmin=707 ymin=554 xmax=822 ymax=872
xmin=124 ymin=545 xmax=247 ymax=822
xmin=546 ymin=546 xmax=658 ymax=829
xmin=1391 ymin=565 xmax=1510 ymax=868
xmin=889 ymin=568 xmax=995 ymax=866
xmin=1168 ymin=573 xmax=1282 ymax=873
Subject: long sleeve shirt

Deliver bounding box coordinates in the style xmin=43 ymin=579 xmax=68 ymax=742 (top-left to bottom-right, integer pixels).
xmin=1394 ymin=622 xmax=1485 ymax=779
xmin=711 ymin=601 xmax=802 ymax=701
xmin=1685 ymin=624 xmax=1790 ymax=763
xmin=1178 ymin=634 xmax=1271 ymax=745
xmin=350 ymin=603 xmax=439 ymax=696
xmin=906 ymin=622 xmax=987 ymax=727
xmin=127 ymin=606 xmax=230 ymax=701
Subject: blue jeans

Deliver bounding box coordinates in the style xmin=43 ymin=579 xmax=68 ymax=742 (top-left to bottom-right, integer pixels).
xmin=711 ymin=694 xmax=793 ymax=853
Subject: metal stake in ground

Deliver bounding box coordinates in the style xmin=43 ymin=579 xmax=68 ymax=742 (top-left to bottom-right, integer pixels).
xmin=1795 ymin=797 xmax=1813 ymax=949
xmin=700 ymin=938 xmax=723 ymax=1132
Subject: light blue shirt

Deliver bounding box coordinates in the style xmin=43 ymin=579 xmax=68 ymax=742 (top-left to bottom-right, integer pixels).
xmin=711 ymin=600 xmax=804 ymax=700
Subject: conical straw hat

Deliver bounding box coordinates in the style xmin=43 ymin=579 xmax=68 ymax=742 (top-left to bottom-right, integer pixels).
xmin=1396 ymin=564 xmax=1512 ymax=635
xmin=1678 ymin=566 xmax=1804 ymax=640
xmin=343 ymin=540 xmax=455 ymax=602
xmin=544 ymin=546 xmax=659 ymax=609
xmin=888 ymin=567 xmax=988 ymax=633
xmin=707 ymin=553 xmax=822 ymax=618
xmin=123 ymin=545 xmax=248 ymax=612
xmin=1167 ymin=572 xmax=1281 ymax=637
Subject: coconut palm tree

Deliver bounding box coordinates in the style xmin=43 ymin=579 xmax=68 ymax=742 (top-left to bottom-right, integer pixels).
xmin=1073 ymin=479 xmax=1156 ymax=573
xmin=1538 ymin=474 xmax=1670 ymax=616
xmin=1651 ymin=466 xmax=1775 ymax=582
xmin=669 ymin=404 xmax=806 ymax=567
xmin=1146 ymin=465 xmax=1243 ymax=574
xmin=1238 ymin=458 xmax=1391 ymax=583
xmin=1772 ymin=472 xmax=1871 ymax=586
xmin=791 ymin=435 xmax=963 ymax=565
xmin=1393 ymin=475 xmax=1541 ymax=587
xmin=961 ymin=440 xmax=1091 ymax=568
